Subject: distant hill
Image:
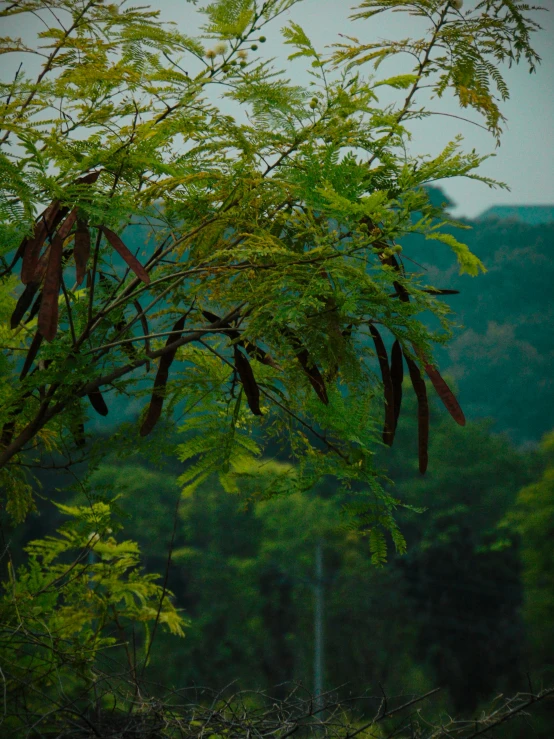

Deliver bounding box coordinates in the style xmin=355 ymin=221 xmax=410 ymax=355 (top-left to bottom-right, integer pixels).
xmin=476 ymin=204 xmax=554 ymax=226
xmin=401 ymin=198 xmax=554 ymax=445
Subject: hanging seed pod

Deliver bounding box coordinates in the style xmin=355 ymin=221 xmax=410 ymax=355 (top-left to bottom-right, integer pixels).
xmin=101 ymin=227 xmax=150 ymax=285
xmin=413 ymin=347 xmax=465 ymax=426
xmin=19 ymin=330 xmax=44 ymax=380
xmin=140 ymin=314 xmax=187 ymax=437
xmin=10 ymin=282 xmax=40 ymax=328
xmin=202 ymin=310 xmax=278 ymax=368
xmin=392 ymin=279 xmax=410 ymax=303
xmin=74 ymin=170 xmax=101 ymax=186
xmin=15 ymin=171 xmax=99 ymax=277
xmin=31 ymin=243 xmax=52 ymax=284
xmin=37 ymin=209 xmax=78 ymax=341
xmin=233 ymin=345 xmax=262 ymax=416
xmin=74 ymin=219 xmax=90 ymax=286
xmin=390 ymin=339 xmax=403 ymax=430
xmin=87 ymin=388 xmax=109 ymax=416
xmin=405 ymin=355 xmax=429 ymax=474
xmin=282 ymin=328 xmax=328 ymax=405
xmin=368 ymin=324 xmax=395 ymax=446
xmin=21 ymin=200 xmax=67 ymax=284
xmin=133 ymin=300 xmax=150 ymax=372
xmin=24 ymin=291 xmax=42 ymax=325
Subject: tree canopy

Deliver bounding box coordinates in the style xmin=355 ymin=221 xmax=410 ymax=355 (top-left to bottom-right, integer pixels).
xmin=0 ymin=0 xmax=544 ymax=553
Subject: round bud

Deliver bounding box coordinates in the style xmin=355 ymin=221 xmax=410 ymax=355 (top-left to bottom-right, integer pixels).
xmin=251 ymin=44 xmax=258 ymax=51
xmin=309 ymin=100 xmax=318 ymax=109
xmin=259 ymin=36 xmax=266 ymax=43
xmin=240 ymin=61 xmax=247 ymax=68
xmin=450 ymin=0 xmax=463 ymax=9
xmin=392 ymin=244 xmax=403 ymax=254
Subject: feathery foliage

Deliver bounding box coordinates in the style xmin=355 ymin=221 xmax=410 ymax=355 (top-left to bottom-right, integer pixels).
xmin=0 ymin=0 xmax=544 ymax=557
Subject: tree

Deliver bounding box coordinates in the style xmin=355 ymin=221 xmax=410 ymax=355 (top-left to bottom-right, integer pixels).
xmin=0 ymin=0 xmax=544 ymax=544
xmin=507 ymin=432 xmax=554 ymax=667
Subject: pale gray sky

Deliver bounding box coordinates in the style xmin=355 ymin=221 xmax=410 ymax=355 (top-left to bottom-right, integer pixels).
xmin=3 ymin=0 xmax=553 ymax=219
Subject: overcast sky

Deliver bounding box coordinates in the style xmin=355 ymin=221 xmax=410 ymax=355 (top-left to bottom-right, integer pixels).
xmin=4 ymin=0 xmax=553 ymax=219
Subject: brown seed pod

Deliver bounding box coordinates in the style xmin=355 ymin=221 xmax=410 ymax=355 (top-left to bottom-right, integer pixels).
xmin=88 ymin=388 xmax=109 ymax=416
xmin=37 ymin=209 xmax=78 ymax=341
xmin=21 ymin=200 xmax=67 ymax=284
xmin=10 ymin=282 xmax=40 ymax=328
xmin=74 ymin=170 xmax=101 ymax=186
xmin=74 ymin=219 xmax=90 ymax=286
xmin=392 ymin=279 xmax=410 ymax=303
xmin=233 ymin=345 xmax=262 ymax=416
xmin=282 ymin=328 xmax=328 ymax=405
xmin=405 ymin=355 xmax=429 ymax=475
xmin=414 ymin=347 xmax=465 ymax=427
xmin=390 ymin=339 xmax=403 ymax=430
xmin=101 ymin=226 xmax=150 ymax=285
xmin=368 ymin=324 xmax=395 ymax=446
xmin=140 ymin=314 xmax=187 ymax=436
xmin=16 ymin=171 xmax=99 ymax=278
xmin=19 ymin=330 xmax=43 ymax=380
xmin=24 ymin=291 xmax=42 ymax=325
xmin=202 ymin=310 xmax=278 ymax=368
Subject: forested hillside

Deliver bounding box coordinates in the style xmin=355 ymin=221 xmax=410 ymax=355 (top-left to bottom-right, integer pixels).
xmin=402 ymin=188 xmax=554 ymax=443
xmin=23 ymin=397 xmax=553 ymax=733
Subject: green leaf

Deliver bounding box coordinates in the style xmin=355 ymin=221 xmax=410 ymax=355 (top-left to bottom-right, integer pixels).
xmin=425 ymin=232 xmax=486 ymax=276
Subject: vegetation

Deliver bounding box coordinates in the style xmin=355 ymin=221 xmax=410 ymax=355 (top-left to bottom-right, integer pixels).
xmin=400 ymin=192 xmax=554 ymax=443
xmin=0 ymin=0 xmax=551 ymax=736
xmin=0 ymin=0 xmax=543 ymax=536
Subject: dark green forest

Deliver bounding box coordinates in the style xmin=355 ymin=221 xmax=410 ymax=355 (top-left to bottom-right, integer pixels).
xmin=15 ymin=204 xmax=554 ymax=735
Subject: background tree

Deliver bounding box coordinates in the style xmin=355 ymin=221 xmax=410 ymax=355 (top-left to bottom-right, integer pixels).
xmin=68 ymin=405 xmax=538 ymax=719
